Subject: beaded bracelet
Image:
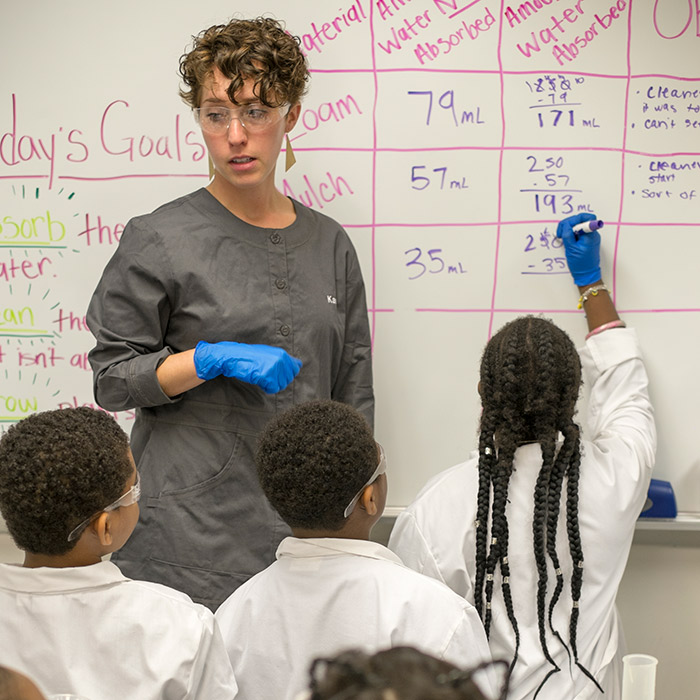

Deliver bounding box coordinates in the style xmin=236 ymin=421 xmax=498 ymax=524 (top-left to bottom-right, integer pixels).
xmin=577 ymin=283 xmax=609 ymax=309
xmin=585 ymin=319 xmax=627 ymax=340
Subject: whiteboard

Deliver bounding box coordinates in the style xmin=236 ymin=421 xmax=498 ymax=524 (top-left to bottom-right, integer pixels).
xmin=1 ymin=0 xmax=699 ymax=512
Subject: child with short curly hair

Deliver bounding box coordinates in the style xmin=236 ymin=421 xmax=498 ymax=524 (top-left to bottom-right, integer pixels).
xmin=0 ymin=407 xmax=236 ymax=700
xmin=215 ymin=399 xmax=493 ymax=700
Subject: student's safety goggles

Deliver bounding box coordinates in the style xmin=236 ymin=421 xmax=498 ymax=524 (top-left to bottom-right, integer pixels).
xmin=67 ymin=472 xmax=141 ymax=542
xmin=343 ymin=444 xmax=386 ymax=519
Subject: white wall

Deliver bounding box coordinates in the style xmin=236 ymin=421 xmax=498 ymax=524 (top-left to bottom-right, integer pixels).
xmin=0 ymin=532 xmax=22 ymax=564
xmin=615 ymin=530 xmax=700 ymax=700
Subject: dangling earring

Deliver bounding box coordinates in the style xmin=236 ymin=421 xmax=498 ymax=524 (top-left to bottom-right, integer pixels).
xmin=285 ymin=134 xmax=296 ymax=172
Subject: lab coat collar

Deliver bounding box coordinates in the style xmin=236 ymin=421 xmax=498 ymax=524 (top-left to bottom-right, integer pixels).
xmin=0 ymin=560 xmax=128 ymax=593
xmin=276 ymin=537 xmax=405 ymax=566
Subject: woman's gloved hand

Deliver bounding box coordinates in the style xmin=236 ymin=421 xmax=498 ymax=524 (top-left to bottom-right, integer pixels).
xmin=194 ymin=341 xmax=302 ymax=393
xmin=556 ymin=212 xmax=601 ymax=286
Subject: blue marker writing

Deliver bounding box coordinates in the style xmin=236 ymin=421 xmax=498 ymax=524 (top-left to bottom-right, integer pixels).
xmin=572 ymin=219 xmax=604 ymax=234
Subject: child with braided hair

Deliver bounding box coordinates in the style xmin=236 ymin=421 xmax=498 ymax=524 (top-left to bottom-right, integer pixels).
xmin=389 ymin=212 xmax=656 ymax=700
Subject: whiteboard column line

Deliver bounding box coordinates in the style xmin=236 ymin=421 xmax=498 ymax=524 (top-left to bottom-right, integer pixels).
xmin=487 ymin=0 xmax=508 ymax=341
xmin=613 ymin=0 xmax=635 ymax=306
xmin=369 ymin=0 xmax=379 ymax=350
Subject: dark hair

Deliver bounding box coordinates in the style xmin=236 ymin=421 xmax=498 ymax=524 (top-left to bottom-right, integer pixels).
xmin=0 ymin=407 xmax=132 ymax=555
xmin=308 ymin=647 xmax=501 ymax=700
xmin=474 ymin=316 xmax=600 ymax=695
xmin=179 ymin=17 xmax=309 ymax=108
xmin=256 ymin=400 xmax=377 ymax=530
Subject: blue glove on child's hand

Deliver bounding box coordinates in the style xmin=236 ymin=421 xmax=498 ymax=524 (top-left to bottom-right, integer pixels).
xmin=556 ymin=212 xmax=601 ymax=287
xmin=193 ymin=341 xmax=302 ymax=394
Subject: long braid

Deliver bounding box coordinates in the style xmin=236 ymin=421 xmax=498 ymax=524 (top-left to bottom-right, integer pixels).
xmin=474 ymin=409 xmax=497 ymax=622
xmin=524 ymin=320 xmax=562 ymax=679
xmin=480 ymin=328 xmax=526 ymax=671
xmin=481 ymin=469 xmax=499 ymax=637
xmin=533 ymin=328 xmax=565 ymax=653
xmin=545 ymin=424 xmax=575 ymax=651
xmin=489 ymin=332 xmax=528 ymax=668
xmin=565 ymin=441 xmax=604 ymax=692
xmin=476 ymin=332 xmax=502 ymax=630
xmin=528 ymin=334 xmax=553 ymax=653
xmin=543 ymin=321 xmax=584 ymax=662
xmin=492 ymin=444 xmax=520 ymax=675
xmin=532 ymin=437 xmax=561 ymax=676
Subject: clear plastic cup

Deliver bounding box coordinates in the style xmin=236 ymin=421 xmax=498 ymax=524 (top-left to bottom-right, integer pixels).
xmin=48 ymin=695 xmax=92 ymax=700
xmin=621 ymin=653 xmax=658 ymax=700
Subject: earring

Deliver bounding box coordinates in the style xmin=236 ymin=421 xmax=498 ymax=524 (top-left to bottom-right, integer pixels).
xmin=285 ymin=134 xmax=296 ymax=172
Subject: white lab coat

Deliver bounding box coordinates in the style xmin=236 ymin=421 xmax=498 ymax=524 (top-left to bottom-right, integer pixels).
xmin=0 ymin=560 xmax=237 ymax=700
xmin=389 ymin=328 xmax=656 ymax=700
xmin=215 ymin=537 xmax=493 ymax=700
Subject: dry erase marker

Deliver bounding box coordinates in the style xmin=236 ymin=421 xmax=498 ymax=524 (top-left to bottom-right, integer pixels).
xmin=572 ymin=219 xmax=604 ymax=234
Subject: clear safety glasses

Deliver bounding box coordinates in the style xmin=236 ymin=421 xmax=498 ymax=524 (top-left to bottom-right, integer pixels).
xmin=343 ymin=444 xmax=387 ymax=519
xmin=194 ymin=103 xmax=289 ymax=135
xmin=67 ymin=472 xmax=141 ymax=542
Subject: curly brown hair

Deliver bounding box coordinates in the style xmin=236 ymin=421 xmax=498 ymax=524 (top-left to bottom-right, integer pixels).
xmin=0 ymin=407 xmax=132 ymax=555
xmin=256 ymin=400 xmax=377 ymax=531
xmin=179 ymin=17 xmax=309 ymax=109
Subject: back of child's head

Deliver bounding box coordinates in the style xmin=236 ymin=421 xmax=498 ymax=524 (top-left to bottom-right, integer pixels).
xmin=479 ymin=315 xmax=581 ymax=443
xmin=0 ymin=407 xmax=131 ymax=556
xmin=256 ymin=399 xmax=377 ymax=531
xmin=307 ymin=647 xmax=500 ymax=700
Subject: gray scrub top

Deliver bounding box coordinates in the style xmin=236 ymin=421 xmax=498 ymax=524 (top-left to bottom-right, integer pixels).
xmin=87 ymin=188 xmax=374 ymax=609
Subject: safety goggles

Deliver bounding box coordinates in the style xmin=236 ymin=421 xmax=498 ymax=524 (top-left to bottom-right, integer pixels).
xmin=194 ymin=102 xmax=289 ymax=135
xmin=343 ymin=444 xmax=386 ymax=519
xmin=67 ymin=471 xmax=141 ymax=542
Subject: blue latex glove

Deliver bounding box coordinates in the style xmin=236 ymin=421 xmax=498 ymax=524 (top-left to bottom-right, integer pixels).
xmin=556 ymin=212 xmax=601 ymax=286
xmin=194 ymin=341 xmax=302 ymax=394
